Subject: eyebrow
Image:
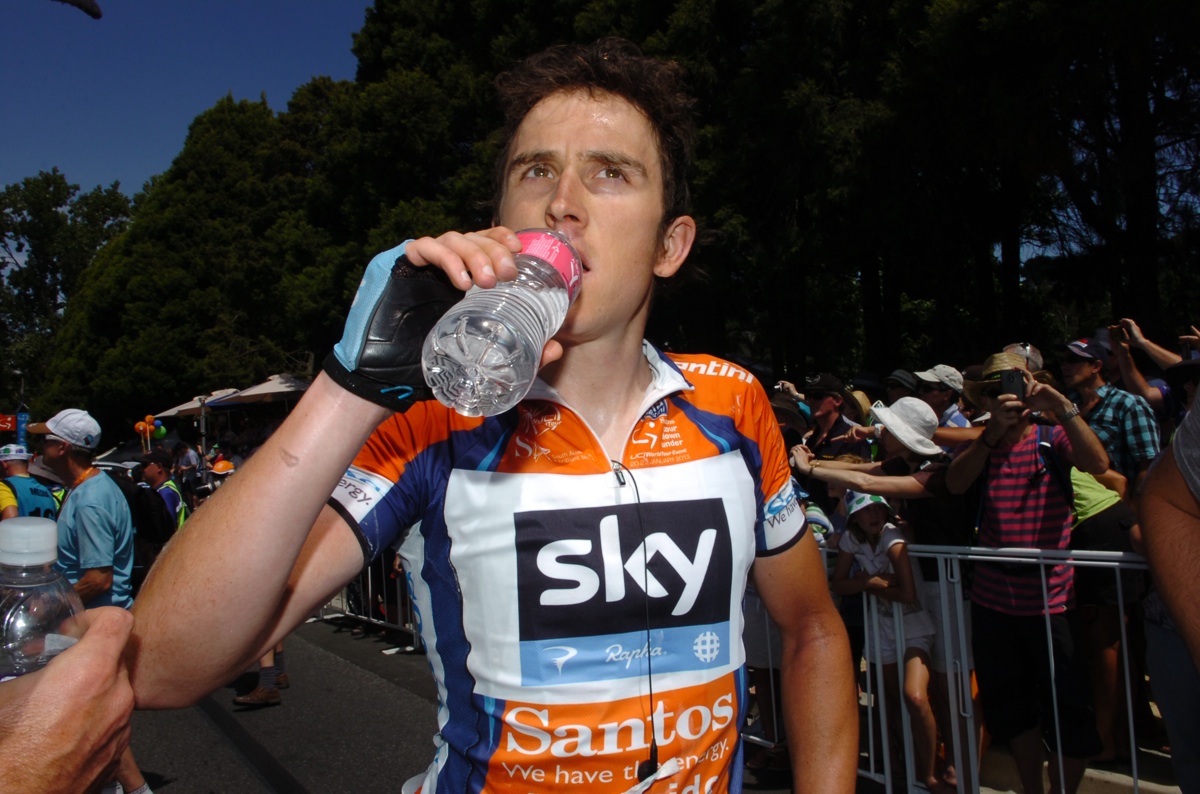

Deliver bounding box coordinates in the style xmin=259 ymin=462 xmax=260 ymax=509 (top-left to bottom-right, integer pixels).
xmin=507 ymin=149 xmax=650 ymax=181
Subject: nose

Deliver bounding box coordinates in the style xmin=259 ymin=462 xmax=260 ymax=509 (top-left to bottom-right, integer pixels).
xmin=546 ymin=169 xmax=585 ymax=234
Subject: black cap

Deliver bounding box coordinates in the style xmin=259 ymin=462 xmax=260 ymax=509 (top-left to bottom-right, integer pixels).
xmin=139 ymin=449 xmax=172 ymax=469
xmin=803 ymin=372 xmax=846 ymax=395
xmin=884 ymin=369 xmax=919 ymax=393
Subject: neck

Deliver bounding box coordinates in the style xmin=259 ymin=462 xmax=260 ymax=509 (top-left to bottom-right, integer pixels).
xmin=64 ymin=458 xmax=95 ymax=487
xmin=1005 ymin=418 xmax=1034 ymax=443
xmin=541 ymin=335 xmax=654 ymax=450
xmin=814 ymin=411 xmax=839 ymax=436
xmin=1075 ymin=378 xmax=1104 ymax=409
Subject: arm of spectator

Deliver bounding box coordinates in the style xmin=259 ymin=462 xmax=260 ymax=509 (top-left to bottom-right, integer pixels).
xmin=829 ymin=549 xmax=862 ymax=595
xmin=1112 ymin=324 xmax=1167 ymax=412
xmin=831 ymin=424 xmax=876 ymax=444
xmin=1027 ymin=378 xmax=1109 ymax=475
xmin=1121 ymin=318 xmax=1184 ymax=371
xmin=755 ymin=534 xmax=858 ymax=793
xmin=1140 ymin=446 xmax=1200 ymax=668
xmin=130 ymin=374 xmax=387 ymax=709
xmin=1181 ymin=324 xmax=1200 ymax=356
xmin=931 ymin=424 xmax=983 ymax=449
xmin=796 ymin=458 xmax=930 ymax=500
xmin=0 ymin=607 xmax=134 ymax=793
xmin=1092 ymin=468 xmax=1128 ymax=499
xmin=885 ymin=542 xmax=918 ymax=605
xmin=777 ymin=380 xmax=802 ymax=401
xmin=0 ymin=507 xmax=16 ymax=520
xmin=790 ymin=445 xmax=885 ymax=477
xmin=946 ymin=398 xmax=1021 ymax=494
xmin=74 ymin=567 xmax=113 ymax=605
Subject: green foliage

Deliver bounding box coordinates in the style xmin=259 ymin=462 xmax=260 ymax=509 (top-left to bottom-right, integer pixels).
xmin=0 ymin=169 xmax=130 ymax=409
xmin=14 ymin=0 xmax=1200 ymax=435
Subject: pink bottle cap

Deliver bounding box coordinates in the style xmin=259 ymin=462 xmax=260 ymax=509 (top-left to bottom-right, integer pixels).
xmin=516 ymin=229 xmax=582 ymax=301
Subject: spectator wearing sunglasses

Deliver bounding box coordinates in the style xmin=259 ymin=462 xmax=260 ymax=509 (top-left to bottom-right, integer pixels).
xmin=1060 ymin=337 xmax=1161 ymax=499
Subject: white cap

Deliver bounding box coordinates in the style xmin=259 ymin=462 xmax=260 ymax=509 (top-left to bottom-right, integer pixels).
xmin=0 ymin=517 xmax=59 ymax=566
xmin=27 ymin=408 xmax=102 ymax=451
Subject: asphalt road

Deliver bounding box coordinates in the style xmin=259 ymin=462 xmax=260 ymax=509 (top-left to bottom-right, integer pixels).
xmin=127 ymin=616 xmax=1171 ymax=793
xmin=127 ymin=616 xmax=800 ymax=794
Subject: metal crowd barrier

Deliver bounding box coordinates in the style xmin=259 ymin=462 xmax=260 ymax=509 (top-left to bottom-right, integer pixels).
xmin=323 ymin=549 xmax=424 ymax=654
xmin=747 ymin=543 xmax=1160 ymax=793
xmin=323 ymin=542 xmax=1164 ymax=791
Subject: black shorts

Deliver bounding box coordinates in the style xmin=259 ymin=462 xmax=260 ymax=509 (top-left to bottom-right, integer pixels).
xmin=971 ymin=603 xmax=1102 ymax=758
xmin=1070 ymin=501 xmax=1146 ymax=607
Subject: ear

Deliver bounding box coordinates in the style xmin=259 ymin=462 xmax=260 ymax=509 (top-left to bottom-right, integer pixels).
xmin=653 ymin=215 xmax=697 ymax=279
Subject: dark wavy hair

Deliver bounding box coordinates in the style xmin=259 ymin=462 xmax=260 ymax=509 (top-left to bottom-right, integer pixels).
xmin=493 ymin=38 xmax=695 ymax=229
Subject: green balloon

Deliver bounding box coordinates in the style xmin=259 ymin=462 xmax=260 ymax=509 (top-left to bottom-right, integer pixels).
xmin=153 ymin=425 xmax=167 ymax=439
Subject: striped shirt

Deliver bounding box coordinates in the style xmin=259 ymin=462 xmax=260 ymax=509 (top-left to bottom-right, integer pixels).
xmin=972 ymin=425 xmax=1075 ymax=616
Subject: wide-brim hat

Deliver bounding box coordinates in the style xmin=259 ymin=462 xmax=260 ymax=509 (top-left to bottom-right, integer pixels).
xmin=869 ymin=397 xmax=942 ymax=457
xmin=27 ymin=456 xmax=64 ymax=486
xmin=770 ymin=393 xmax=812 ymax=433
xmin=844 ymin=490 xmax=893 ymax=520
xmin=843 ymin=390 xmax=873 ymax=425
xmin=0 ymin=444 xmax=31 ymax=462
xmin=962 ymin=352 xmax=1053 ymax=407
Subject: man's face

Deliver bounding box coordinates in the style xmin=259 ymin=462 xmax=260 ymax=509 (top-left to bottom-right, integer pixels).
xmin=805 ymin=391 xmax=841 ymax=421
xmin=39 ymin=437 xmax=69 ymax=475
xmin=884 ymin=383 xmax=914 ymax=406
xmin=1060 ymin=355 xmax=1101 ymax=389
xmin=918 ymin=381 xmax=955 ymax=413
xmin=142 ymin=461 xmax=165 ymax=487
xmin=496 ymin=90 xmax=695 ymax=347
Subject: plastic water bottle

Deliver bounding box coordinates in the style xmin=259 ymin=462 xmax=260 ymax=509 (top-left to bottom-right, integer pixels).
xmin=0 ymin=517 xmax=87 ymax=681
xmin=422 ymin=228 xmax=583 ymax=417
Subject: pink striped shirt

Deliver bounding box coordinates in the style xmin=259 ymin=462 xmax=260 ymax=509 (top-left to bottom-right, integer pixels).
xmin=971 ymin=425 xmax=1075 ymax=615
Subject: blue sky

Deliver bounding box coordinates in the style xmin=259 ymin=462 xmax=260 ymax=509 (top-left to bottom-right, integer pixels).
xmin=3 ymin=1 xmax=374 ymax=197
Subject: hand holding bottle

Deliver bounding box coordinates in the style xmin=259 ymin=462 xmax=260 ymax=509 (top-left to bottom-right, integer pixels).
xmin=0 ymin=606 xmax=134 ymax=792
xmin=420 ymin=228 xmax=582 ymax=417
xmin=324 ymin=227 xmax=570 ymax=413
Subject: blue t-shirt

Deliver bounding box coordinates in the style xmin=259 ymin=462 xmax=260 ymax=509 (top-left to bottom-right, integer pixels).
xmin=54 ymin=472 xmax=135 ymax=608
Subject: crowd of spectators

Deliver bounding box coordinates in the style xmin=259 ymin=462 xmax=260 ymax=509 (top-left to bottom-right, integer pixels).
xmin=761 ymin=318 xmax=1200 ymax=793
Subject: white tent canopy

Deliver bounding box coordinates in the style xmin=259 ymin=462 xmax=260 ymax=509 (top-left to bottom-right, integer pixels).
xmin=207 ymin=374 xmax=311 ymax=407
xmin=155 ymin=388 xmax=240 ymax=418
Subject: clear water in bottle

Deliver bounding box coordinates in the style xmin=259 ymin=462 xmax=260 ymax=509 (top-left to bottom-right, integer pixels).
xmin=422 ymin=229 xmax=582 ymax=417
xmin=0 ymin=517 xmax=87 ymax=681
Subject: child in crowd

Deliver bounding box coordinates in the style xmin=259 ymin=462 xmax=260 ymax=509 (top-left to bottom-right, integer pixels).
xmin=831 ymin=492 xmax=946 ymax=792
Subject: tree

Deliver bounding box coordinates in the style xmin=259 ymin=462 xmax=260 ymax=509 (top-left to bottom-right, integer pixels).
xmin=0 ymin=169 xmax=129 ymax=407
xmin=44 ymin=97 xmax=317 ymax=429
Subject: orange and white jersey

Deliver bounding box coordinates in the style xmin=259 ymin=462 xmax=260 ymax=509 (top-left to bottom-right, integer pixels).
xmin=329 ymin=342 xmax=806 ymax=794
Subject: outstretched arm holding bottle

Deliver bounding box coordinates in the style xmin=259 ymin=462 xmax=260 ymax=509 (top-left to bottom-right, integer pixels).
xmin=130 ymin=231 xmax=522 ymax=708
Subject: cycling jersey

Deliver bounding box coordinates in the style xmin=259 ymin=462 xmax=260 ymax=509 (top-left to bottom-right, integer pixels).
xmin=329 ymin=342 xmax=806 ymax=794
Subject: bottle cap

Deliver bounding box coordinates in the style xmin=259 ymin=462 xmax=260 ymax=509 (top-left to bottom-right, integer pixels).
xmin=0 ymin=517 xmax=59 ymax=566
xmin=516 ymin=229 xmax=583 ymax=301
